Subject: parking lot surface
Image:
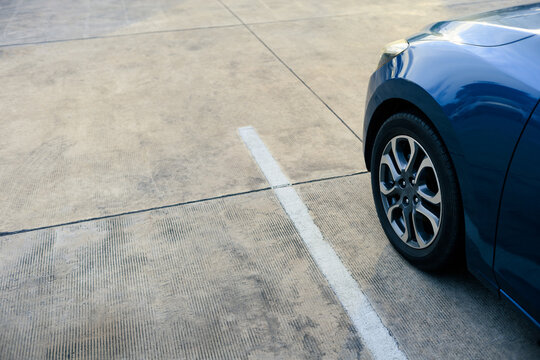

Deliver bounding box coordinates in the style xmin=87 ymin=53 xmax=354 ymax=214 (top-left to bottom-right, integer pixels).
xmin=1 ymin=0 xmax=539 ymax=359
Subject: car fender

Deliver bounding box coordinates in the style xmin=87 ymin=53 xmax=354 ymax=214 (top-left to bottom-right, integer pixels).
xmin=364 ymin=77 xmax=464 ymax=170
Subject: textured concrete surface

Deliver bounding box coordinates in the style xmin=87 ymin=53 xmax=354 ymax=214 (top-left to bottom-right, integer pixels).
xmin=0 ymin=25 xmax=363 ymax=233
xmin=1 ymin=0 xmax=539 ymax=359
xmin=0 ymin=191 xmax=368 ymax=359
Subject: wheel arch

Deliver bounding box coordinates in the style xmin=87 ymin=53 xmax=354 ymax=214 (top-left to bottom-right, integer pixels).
xmin=363 ymin=78 xmax=463 ymax=173
xmin=364 ymin=98 xmax=431 ymax=171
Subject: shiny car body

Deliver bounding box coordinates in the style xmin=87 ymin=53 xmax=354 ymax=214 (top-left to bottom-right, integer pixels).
xmin=363 ymin=4 xmax=540 ymax=326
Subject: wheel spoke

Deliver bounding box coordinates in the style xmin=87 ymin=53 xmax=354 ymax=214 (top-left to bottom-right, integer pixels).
xmin=415 ymin=203 xmax=440 ymax=234
xmin=380 ymin=181 xmax=399 ymax=196
xmin=405 ymin=138 xmax=419 ymax=174
xmin=414 ymin=156 xmax=434 ymax=182
xmin=380 ymin=153 xmax=400 ymax=182
xmin=414 ymin=155 xmax=441 ymax=205
xmin=417 ymin=185 xmax=441 ymax=205
xmin=412 ymin=210 xmax=427 ymax=248
xmin=401 ymin=207 xmax=413 ymax=242
xmin=391 ymin=137 xmax=408 ymax=172
xmin=386 ymin=203 xmax=401 ymax=223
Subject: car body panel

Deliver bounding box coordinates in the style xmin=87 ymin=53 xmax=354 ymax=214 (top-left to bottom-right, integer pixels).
xmin=363 ymin=4 xmax=540 ymax=324
xmin=421 ymin=3 xmax=540 ymax=47
xmin=461 ymin=3 xmax=540 ymax=31
xmin=424 ymin=21 xmax=533 ymax=46
xmin=495 ymin=101 xmax=540 ymax=325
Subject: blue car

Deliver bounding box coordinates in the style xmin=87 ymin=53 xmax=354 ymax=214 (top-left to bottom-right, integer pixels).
xmin=363 ymin=4 xmax=540 ymax=327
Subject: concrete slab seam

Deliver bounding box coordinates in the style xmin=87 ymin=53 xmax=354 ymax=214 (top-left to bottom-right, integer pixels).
xmin=291 ymin=171 xmax=368 ymax=186
xmin=219 ymin=0 xmax=363 ymax=143
xmin=0 ymin=172 xmax=364 ymax=238
xmin=0 ymin=11 xmax=375 ymax=49
xmin=0 ymin=23 xmax=244 ymax=48
xmin=237 ymin=125 xmax=406 ymax=360
xmin=0 ymin=187 xmax=272 ymax=237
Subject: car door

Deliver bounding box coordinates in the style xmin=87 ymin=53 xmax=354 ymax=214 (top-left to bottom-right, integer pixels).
xmin=495 ymin=101 xmax=540 ymax=325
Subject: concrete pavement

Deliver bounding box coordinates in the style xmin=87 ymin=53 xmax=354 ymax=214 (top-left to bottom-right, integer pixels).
xmin=1 ymin=0 xmax=538 ymax=359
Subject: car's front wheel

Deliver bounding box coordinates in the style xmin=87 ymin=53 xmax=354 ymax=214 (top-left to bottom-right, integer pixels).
xmin=370 ymin=112 xmax=463 ymax=271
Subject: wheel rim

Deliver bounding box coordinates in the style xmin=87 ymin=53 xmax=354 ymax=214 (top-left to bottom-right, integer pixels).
xmin=378 ymin=135 xmax=442 ymax=249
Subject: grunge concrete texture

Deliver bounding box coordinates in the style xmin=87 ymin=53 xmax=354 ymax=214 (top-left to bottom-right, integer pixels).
xmin=1 ymin=0 xmax=539 ymax=359
xmin=0 ymin=192 xmax=367 ymax=359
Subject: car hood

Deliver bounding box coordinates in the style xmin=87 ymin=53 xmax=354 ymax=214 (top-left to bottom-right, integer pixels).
xmin=416 ymin=3 xmax=540 ymax=47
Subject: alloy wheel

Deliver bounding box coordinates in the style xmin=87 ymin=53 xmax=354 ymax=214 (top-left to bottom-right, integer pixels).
xmin=378 ymin=135 xmax=442 ymax=249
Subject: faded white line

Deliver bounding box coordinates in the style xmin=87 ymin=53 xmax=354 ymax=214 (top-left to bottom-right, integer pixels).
xmin=238 ymin=126 xmax=406 ymax=360
xmin=238 ymin=126 xmax=290 ymax=188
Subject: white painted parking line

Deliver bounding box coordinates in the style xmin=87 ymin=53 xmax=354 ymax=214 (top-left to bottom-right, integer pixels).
xmin=237 ymin=126 xmax=290 ymax=188
xmin=238 ymin=126 xmax=407 ymax=360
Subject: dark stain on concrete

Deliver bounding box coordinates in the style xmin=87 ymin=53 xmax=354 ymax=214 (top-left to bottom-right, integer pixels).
xmin=290 ymin=315 xmax=318 ymax=332
xmin=302 ymin=333 xmax=324 ymax=359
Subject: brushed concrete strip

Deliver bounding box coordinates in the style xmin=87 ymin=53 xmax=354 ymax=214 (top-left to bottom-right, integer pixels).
xmin=296 ymin=174 xmax=540 ymax=359
xmin=0 ymin=191 xmax=368 ymax=359
xmin=238 ymin=126 xmax=406 ymax=360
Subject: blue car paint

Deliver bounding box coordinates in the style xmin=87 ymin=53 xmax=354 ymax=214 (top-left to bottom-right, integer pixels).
xmin=425 ymin=20 xmax=534 ymax=46
xmin=496 ymin=102 xmax=540 ymax=325
xmin=363 ymin=7 xmax=540 ymax=325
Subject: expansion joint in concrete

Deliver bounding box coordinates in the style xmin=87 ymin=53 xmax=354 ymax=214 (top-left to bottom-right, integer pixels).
xmin=217 ymin=0 xmax=364 ymax=144
xmin=0 ymin=172 xmax=365 ymax=237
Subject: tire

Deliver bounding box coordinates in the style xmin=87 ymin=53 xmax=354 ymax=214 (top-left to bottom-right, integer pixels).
xmin=370 ymin=112 xmax=463 ymax=271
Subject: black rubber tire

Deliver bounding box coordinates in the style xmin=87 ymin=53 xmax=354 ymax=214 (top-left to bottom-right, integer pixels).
xmin=370 ymin=112 xmax=464 ymax=271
